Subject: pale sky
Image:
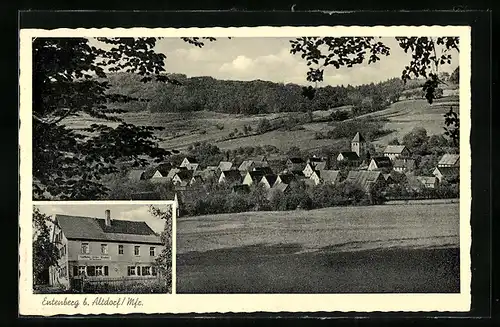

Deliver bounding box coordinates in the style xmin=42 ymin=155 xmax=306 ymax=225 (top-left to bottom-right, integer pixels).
xmin=34 ymin=204 xmax=168 ymax=234
xmin=151 ymin=37 xmax=459 ymax=86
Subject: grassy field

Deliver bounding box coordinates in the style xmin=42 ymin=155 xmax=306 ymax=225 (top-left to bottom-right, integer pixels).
xmin=176 ymin=203 xmax=461 ymax=293
xmin=63 ymin=95 xmax=458 ymax=153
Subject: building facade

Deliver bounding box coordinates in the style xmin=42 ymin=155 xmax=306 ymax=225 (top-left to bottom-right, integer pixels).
xmin=49 ymin=210 xmax=164 ymax=290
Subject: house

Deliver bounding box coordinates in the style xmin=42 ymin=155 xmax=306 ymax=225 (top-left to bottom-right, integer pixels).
xmin=260 ymin=174 xmax=278 ymax=189
xmin=151 ymin=163 xmax=174 ymax=178
xmin=383 ymin=145 xmax=411 ymax=161
xmin=127 ymin=169 xmax=145 ymax=181
xmin=179 ymin=157 xmax=199 ymax=171
xmin=306 ymin=156 xmax=326 ymax=165
xmin=336 ymin=151 xmax=360 ymax=162
xmin=189 ymin=174 xmax=204 ymax=186
xmin=310 ymin=170 xmax=341 ymax=186
xmin=172 ymin=170 xmax=194 ymax=187
xmin=271 ymin=182 xmax=290 ymax=193
xmin=238 ymin=158 xmax=269 ymax=173
xmin=345 ymin=170 xmax=386 ymax=194
xmin=218 ymin=170 xmax=243 ymax=185
xmin=49 ymin=209 xmax=163 ymax=289
xmin=252 ymin=166 xmax=274 ymax=175
xmin=393 ymin=158 xmax=416 ymax=173
xmin=437 ymin=154 xmax=460 ymax=168
xmin=165 ymin=167 xmax=188 ymax=180
xmin=232 ymin=184 xmax=251 ymax=194
xmin=383 ymin=173 xmax=395 ymax=185
xmin=286 ymin=157 xmax=306 ymax=172
xmin=196 ymin=168 xmax=218 ymax=183
xmin=242 ymin=171 xmax=266 ymax=186
xmin=302 ymin=161 xmax=327 ymax=178
xmin=367 ymin=156 xmax=393 ymax=171
xmin=217 ymin=161 xmax=233 ymax=172
xmin=275 ymin=173 xmax=297 ymax=186
xmin=432 ymin=166 xmax=459 ymax=183
xmin=416 ymin=176 xmax=439 ymax=189
xmin=351 ymin=132 xmax=367 ymax=157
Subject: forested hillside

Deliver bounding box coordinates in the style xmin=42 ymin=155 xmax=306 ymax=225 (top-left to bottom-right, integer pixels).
xmin=106 ymin=73 xmax=426 ymax=115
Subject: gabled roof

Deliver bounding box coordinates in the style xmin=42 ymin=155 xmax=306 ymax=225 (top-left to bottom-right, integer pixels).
xmin=371 ymin=156 xmax=393 ymax=168
xmin=273 ymin=183 xmax=289 ymax=192
xmin=253 ymin=166 xmax=274 ymax=175
xmin=338 ymin=151 xmax=360 ymax=161
xmin=290 ymin=170 xmax=306 ymax=178
xmin=217 ymin=161 xmax=233 ymax=171
xmin=307 ymin=157 xmax=325 ymax=164
xmin=246 ymin=170 xmax=267 ymax=182
xmin=277 ymin=173 xmax=296 ymax=184
xmin=221 ymin=170 xmax=243 ymax=183
xmin=174 ymin=169 xmax=194 ymax=181
xmin=417 ymin=176 xmax=437 ymax=184
xmin=434 ymin=166 xmax=460 ymax=176
xmin=318 ymin=170 xmax=340 ymax=183
xmin=261 ymin=174 xmax=278 ymax=186
xmin=155 ymin=163 xmax=173 ymax=176
xmin=238 ymin=160 xmax=255 ymax=171
xmin=346 ymin=170 xmax=383 ymax=192
xmin=127 ymin=169 xmax=145 ymax=181
xmin=438 ymin=154 xmax=460 ymax=166
xmin=352 ymin=132 xmax=365 ymax=142
xmin=384 ymin=145 xmax=408 ymax=154
xmin=314 ymin=162 xmax=328 ymax=171
xmin=166 ymin=167 xmax=187 ymax=179
xmin=287 ymin=157 xmax=305 ymax=164
xmin=55 ymin=214 xmax=162 ymax=245
xmin=182 ymin=156 xmax=198 ymax=163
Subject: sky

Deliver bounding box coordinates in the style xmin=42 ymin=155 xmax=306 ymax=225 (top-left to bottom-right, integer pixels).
xmin=34 ymin=204 xmax=168 ymax=234
xmin=150 ymin=37 xmax=459 ymax=87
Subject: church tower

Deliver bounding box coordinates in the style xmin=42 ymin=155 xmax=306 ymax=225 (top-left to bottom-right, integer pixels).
xmin=351 ymin=132 xmax=366 ymax=158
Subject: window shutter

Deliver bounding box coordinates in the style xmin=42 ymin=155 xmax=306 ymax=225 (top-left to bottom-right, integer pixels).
xmin=73 ymin=266 xmax=78 ymax=277
xmin=88 ymin=266 xmax=95 ymax=276
xmin=137 ymin=266 xmax=141 ymax=276
xmin=104 ymin=266 xmax=109 ymax=276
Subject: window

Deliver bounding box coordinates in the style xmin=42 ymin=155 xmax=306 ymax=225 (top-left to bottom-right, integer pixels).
xmin=87 ymin=266 xmax=96 ymax=276
xmin=101 ymin=244 xmax=108 ymax=255
xmin=134 ymin=246 xmax=140 ymax=256
xmin=136 ymin=266 xmax=142 ymax=276
xmin=81 ymin=243 xmax=90 ymax=254
xmin=127 ymin=266 xmax=136 ymax=276
xmin=118 ymin=245 xmax=124 ymax=255
xmin=152 ymin=266 xmax=157 ymax=276
xmin=96 ymin=266 xmax=104 ymax=276
xmin=78 ymin=266 xmax=86 ymax=276
xmin=104 ymin=266 xmax=109 ymax=276
xmin=141 ymin=266 xmax=151 ymax=276
xmin=149 ymin=247 xmax=155 ymax=256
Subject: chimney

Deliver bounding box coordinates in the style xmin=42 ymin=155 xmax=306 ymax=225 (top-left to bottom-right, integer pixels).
xmin=105 ymin=209 xmax=111 ymax=226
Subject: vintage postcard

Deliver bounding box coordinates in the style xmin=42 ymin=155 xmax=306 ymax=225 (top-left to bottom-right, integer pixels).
xmin=19 ymin=25 xmax=471 ymax=315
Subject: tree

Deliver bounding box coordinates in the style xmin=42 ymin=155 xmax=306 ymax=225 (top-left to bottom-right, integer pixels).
xmin=290 ymin=37 xmax=460 ymax=144
xmin=388 ymin=138 xmax=400 ymax=145
xmin=402 ymin=127 xmax=429 ymax=154
xmin=33 ymin=37 xmax=216 ymax=200
xmin=148 ymin=205 xmax=173 ymax=292
xmin=33 ymin=208 xmax=60 ymax=286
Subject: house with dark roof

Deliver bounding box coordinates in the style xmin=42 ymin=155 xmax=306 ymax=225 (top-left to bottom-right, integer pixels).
xmin=49 ymin=209 xmax=164 ymax=289
xmin=432 ymin=166 xmax=459 ymax=183
xmin=383 ymin=145 xmax=411 ymax=161
xmin=302 ymin=161 xmax=328 ymax=178
xmin=252 ymin=166 xmax=274 ymax=175
xmin=310 ymin=170 xmax=341 ymax=186
xmin=367 ymin=156 xmax=393 ymax=171
xmin=260 ymin=174 xmax=278 ymax=189
xmin=218 ymin=170 xmax=243 ymax=185
xmin=286 ymin=157 xmax=306 ymax=172
xmin=275 ymin=173 xmax=297 ymax=186
xmin=437 ymin=154 xmax=459 ymax=168
xmin=151 ymin=163 xmax=174 ymax=178
xmin=238 ymin=158 xmax=269 ymax=173
xmin=242 ymin=170 xmax=267 ymax=186
xmin=179 ymin=157 xmax=199 ymax=171
xmin=336 ymin=151 xmax=360 ymax=162
xmin=172 ymin=170 xmax=194 ymax=187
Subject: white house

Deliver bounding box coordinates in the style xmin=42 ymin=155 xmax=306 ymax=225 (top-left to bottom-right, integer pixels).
xmin=367 ymin=157 xmax=393 ymax=171
xmin=179 ymin=157 xmax=199 ymax=171
xmin=383 ymin=145 xmax=411 ymax=161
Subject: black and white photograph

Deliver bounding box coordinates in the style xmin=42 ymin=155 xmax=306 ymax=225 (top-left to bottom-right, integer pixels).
xmin=32 ymin=203 xmax=174 ymax=294
xmin=20 ymin=25 xmax=471 ymax=314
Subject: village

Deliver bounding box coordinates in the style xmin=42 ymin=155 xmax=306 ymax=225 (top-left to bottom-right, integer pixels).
xmin=124 ymin=132 xmax=460 ymax=211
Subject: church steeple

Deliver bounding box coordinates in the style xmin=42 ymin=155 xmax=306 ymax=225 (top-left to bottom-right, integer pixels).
xmin=351 ymin=132 xmax=366 ymax=157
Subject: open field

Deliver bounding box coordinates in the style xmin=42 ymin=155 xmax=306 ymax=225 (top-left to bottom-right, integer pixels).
xmin=176 ymin=203 xmax=460 ymax=293
xmin=62 ymin=95 xmax=458 ymax=153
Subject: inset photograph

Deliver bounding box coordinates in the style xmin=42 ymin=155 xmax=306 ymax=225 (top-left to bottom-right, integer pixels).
xmin=32 ymin=203 xmax=173 ymax=294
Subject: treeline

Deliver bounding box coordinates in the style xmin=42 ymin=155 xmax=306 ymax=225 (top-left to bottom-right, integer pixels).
xmin=105 ymin=73 xmax=424 ymax=115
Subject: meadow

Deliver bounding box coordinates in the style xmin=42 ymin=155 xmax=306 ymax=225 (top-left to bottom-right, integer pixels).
xmin=176 ymin=203 xmax=461 ymax=293
xmin=63 ymin=95 xmax=459 ymax=153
